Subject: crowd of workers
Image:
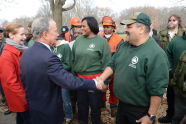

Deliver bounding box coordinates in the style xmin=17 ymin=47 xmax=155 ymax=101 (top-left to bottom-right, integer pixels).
xmin=0 ymin=12 xmax=186 ymax=124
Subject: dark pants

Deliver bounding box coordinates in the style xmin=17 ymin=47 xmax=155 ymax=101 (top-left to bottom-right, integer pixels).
xmin=70 ymin=90 xmax=77 ymax=114
xmin=0 ymin=82 xmax=6 ymax=103
xmin=29 ymin=109 xmax=64 ymax=124
xmin=77 ymin=90 xmax=103 ymax=124
xmin=116 ymin=101 xmax=149 ymax=124
xmin=16 ymin=111 xmax=30 ymax=124
xmin=172 ymin=90 xmax=186 ymax=124
xmin=166 ymin=85 xmax=175 ymax=119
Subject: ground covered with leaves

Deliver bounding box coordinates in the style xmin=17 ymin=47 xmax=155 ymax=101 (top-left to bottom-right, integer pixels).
xmin=0 ymin=94 xmax=170 ymax=124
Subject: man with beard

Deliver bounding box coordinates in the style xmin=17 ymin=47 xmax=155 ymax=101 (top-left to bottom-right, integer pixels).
xmin=158 ymin=15 xmax=184 ymax=123
xmin=158 ymin=15 xmax=184 ymax=51
xmin=66 ymin=17 xmax=82 ymax=42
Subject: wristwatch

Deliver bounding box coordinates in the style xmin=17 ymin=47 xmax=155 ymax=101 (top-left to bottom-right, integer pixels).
xmin=147 ymin=113 xmax=156 ymax=121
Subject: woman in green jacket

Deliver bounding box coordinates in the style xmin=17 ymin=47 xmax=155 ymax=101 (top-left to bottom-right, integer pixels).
xmin=72 ymin=16 xmax=111 ymax=124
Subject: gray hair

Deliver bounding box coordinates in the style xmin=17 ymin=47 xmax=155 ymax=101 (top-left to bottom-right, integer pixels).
xmin=136 ymin=23 xmax=150 ymax=33
xmin=31 ymin=17 xmax=53 ymax=40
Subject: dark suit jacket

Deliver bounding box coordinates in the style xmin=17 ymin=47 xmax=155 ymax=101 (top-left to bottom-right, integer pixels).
xmin=20 ymin=41 xmax=96 ymax=124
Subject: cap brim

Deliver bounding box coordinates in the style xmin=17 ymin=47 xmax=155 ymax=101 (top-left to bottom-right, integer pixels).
xmin=102 ymin=23 xmax=115 ymax=27
xmin=102 ymin=23 xmax=112 ymax=26
xmin=120 ymin=20 xmax=136 ymax=25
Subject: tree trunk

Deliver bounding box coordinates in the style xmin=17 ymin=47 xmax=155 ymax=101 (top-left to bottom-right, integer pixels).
xmin=49 ymin=0 xmax=75 ymax=33
xmin=53 ymin=3 xmax=63 ymax=33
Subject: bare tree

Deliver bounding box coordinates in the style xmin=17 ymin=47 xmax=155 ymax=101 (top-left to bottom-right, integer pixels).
xmin=12 ymin=17 xmax=33 ymax=27
xmin=62 ymin=0 xmax=116 ymax=26
xmin=118 ymin=6 xmax=186 ymax=31
xmin=169 ymin=0 xmax=186 ymax=8
xmin=37 ymin=0 xmax=51 ymax=17
xmin=48 ymin=0 xmax=76 ymax=32
xmin=37 ymin=0 xmax=116 ymax=31
xmin=62 ymin=0 xmax=95 ymax=25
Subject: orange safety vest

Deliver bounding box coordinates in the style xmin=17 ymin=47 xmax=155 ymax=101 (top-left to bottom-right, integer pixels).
xmin=65 ymin=31 xmax=71 ymax=42
xmin=106 ymin=33 xmax=123 ymax=53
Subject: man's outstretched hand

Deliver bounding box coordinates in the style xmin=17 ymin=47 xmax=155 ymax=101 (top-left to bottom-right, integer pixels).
xmin=94 ymin=77 xmax=108 ymax=92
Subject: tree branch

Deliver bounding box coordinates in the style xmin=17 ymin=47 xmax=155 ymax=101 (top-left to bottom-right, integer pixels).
xmin=49 ymin=0 xmax=54 ymax=12
xmin=55 ymin=0 xmax=60 ymax=5
xmin=62 ymin=0 xmax=76 ymax=11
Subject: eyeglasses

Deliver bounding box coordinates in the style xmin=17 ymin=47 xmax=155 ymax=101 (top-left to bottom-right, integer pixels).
xmin=168 ymin=19 xmax=177 ymax=22
xmin=74 ymin=25 xmax=82 ymax=28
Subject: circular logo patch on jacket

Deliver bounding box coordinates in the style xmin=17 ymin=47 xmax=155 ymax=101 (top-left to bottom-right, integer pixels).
xmin=131 ymin=56 xmax=138 ymax=64
xmin=89 ymin=43 xmax=95 ymax=49
xmin=57 ymin=54 xmax=62 ymax=59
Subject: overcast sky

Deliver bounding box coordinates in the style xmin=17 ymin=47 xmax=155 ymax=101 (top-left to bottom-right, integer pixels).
xmin=95 ymin=0 xmax=174 ymax=12
xmin=0 ymin=0 xmax=185 ymax=22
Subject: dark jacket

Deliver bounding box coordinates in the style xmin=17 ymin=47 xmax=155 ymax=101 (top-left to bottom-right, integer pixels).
xmin=20 ymin=42 xmax=96 ymax=124
xmin=166 ymin=32 xmax=186 ymax=76
xmin=158 ymin=28 xmax=184 ymax=51
xmin=0 ymin=39 xmax=6 ymax=55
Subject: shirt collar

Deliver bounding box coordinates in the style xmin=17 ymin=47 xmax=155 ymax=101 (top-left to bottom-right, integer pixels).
xmin=40 ymin=42 xmax=52 ymax=51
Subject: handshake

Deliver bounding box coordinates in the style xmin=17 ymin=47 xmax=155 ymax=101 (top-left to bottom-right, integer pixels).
xmin=94 ymin=77 xmax=108 ymax=92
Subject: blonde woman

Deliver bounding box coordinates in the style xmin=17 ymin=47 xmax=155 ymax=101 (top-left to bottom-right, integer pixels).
xmin=0 ymin=24 xmax=29 ymax=124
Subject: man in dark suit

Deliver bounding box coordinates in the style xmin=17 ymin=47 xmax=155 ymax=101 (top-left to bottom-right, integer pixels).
xmin=20 ymin=17 xmax=104 ymax=124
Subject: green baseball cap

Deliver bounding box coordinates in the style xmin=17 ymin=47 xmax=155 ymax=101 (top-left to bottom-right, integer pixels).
xmin=0 ymin=27 xmax=5 ymax=32
xmin=120 ymin=12 xmax=151 ymax=27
